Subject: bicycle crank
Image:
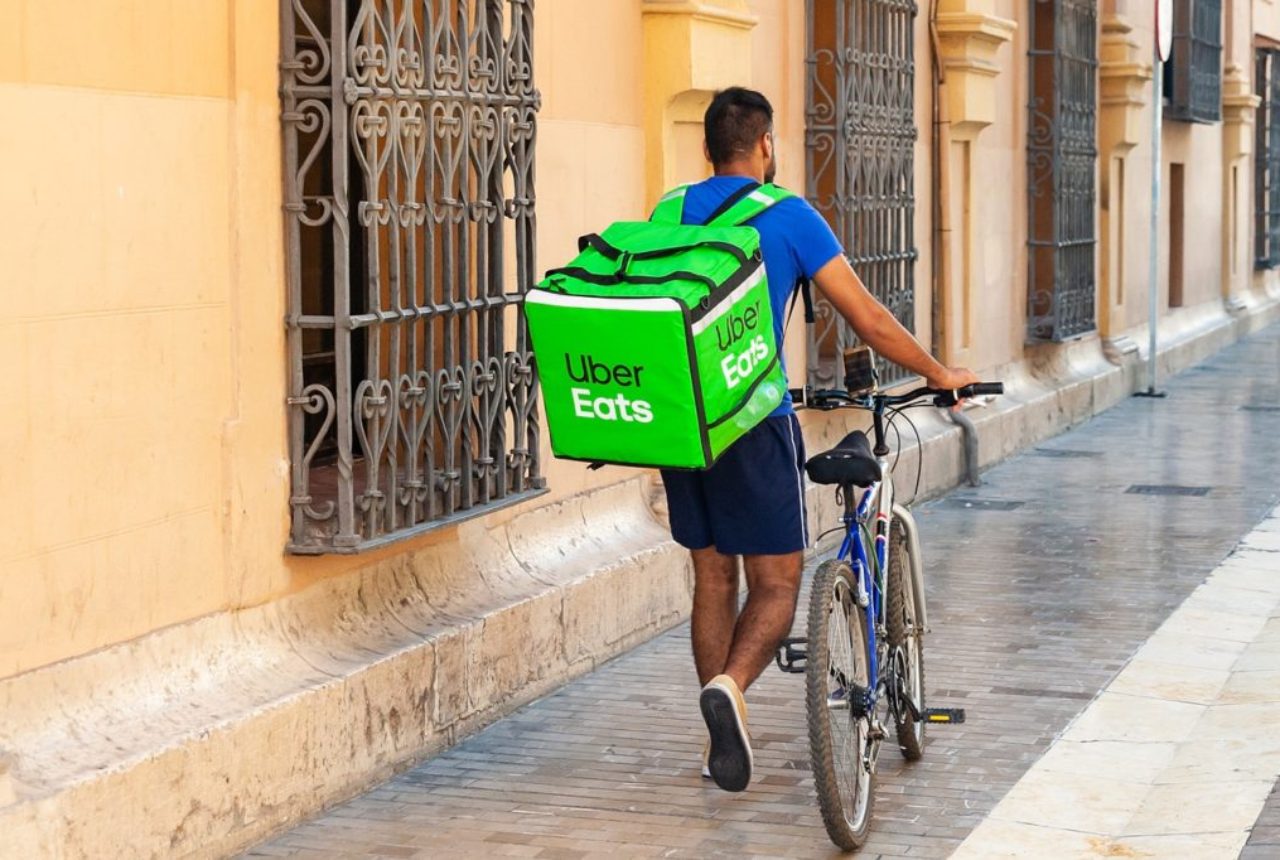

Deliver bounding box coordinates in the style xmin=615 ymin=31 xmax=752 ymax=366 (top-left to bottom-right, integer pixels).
xmin=886 ymin=646 xmax=967 ymax=726
xmin=899 ymin=689 xmax=967 ymax=725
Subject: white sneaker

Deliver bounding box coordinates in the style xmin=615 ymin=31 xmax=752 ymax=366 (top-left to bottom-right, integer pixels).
xmin=699 ymin=674 xmax=752 ymax=792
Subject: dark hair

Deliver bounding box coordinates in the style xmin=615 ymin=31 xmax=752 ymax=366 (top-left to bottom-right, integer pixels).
xmin=704 ymin=87 xmax=773 ymax=167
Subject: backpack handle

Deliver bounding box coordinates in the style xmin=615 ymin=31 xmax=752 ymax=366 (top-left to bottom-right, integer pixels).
xmin=578 ymin=232 xmax=753 ymax=268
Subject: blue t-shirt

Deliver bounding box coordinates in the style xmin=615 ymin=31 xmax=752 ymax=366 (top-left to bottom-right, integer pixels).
xmin=678 ymin=176 xmax=843 ymax=416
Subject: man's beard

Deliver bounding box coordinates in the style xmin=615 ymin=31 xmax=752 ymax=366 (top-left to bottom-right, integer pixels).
xmin=764 ymin=156 xmax=777 ymax=184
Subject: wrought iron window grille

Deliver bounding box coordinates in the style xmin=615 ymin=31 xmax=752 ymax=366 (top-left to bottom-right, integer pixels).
xmin=1164 ymin=0 xmax=1223 ymax=124
xmin=281 ymin=0 xmax=544 ymax=554
xmin=1026 ymin=0 xmax=1099 ymax=343
xmin=805 ymin=0 xmax=920 ymax=388
xmin=1256 ymin=48 xmax=1280 ymax=269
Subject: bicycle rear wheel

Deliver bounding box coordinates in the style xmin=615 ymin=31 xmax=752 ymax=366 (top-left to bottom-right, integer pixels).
xmin=886 ymin=518 xmax=926 ymax=760
xmin=806 ymin=558 xmax=875 ymax=851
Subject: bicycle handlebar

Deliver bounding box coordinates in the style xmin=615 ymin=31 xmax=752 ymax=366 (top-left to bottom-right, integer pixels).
xmin=790 ymin=381 xmax=1004 ymax=411
xmin=965 ymin=382 xmax=1004 ymax=397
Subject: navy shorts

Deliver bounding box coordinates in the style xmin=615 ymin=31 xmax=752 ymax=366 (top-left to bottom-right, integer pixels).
xmin=661 ymin=414 xmax=809 ymax=556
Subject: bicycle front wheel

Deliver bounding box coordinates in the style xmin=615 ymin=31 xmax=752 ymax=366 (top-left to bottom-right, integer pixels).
xmin=806 ymin=558 xmax=875 ymax=851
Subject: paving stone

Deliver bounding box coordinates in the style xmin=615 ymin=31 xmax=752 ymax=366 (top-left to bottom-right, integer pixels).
xmin=246 ymin=326 xmax=1280 ymax=857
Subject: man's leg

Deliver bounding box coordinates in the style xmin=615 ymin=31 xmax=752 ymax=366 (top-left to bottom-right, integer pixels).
xmin=693 ymin=414 xmax=808 ymax=791
xmin=690 ymin=547 xmax=739 ymax=686
xmin=722 ymin=551 xmax=804 ymax=691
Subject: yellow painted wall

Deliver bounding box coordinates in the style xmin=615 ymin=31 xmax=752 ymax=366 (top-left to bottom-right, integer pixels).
xmin=3 ymin=0 xmax=1263 ymax=681
xmin=1069 ymin=0 xmax=1230 ymax=334
xmin=0 ymin=1 xmax=258 ymax=676
xmin=0 ymin=0 xmax=805 ymax=679
xmin=1257 ymin=0 xmax=1280 ymax=42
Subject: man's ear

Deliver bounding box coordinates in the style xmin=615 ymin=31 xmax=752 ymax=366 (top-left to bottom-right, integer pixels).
xmin=762 ymin=130 xmax=774 ymax=162
xmin=703 ymin=140 xmax=712 ymax=164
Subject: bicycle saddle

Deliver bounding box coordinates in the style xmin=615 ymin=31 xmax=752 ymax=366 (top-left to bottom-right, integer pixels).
xmin=805 ymin=430 xmax=882 ymax=487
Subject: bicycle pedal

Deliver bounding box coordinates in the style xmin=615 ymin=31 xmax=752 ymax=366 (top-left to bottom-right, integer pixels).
xmin=921 ymin=708 xmax=966 ymax=724
xmin=774 ymin=637 xmax=808 ymax=674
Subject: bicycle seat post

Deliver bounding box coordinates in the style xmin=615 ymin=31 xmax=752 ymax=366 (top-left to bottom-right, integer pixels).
xmin=841 ymin=483 xmax=858 ymax=523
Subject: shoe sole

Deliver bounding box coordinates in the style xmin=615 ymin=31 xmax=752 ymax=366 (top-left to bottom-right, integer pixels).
xmin=699 ymin=685 xmax=752 ymax=792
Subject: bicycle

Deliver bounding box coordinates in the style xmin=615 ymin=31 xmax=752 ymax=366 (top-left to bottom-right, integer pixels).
xmin=774 ymin=353 xmax=1003 ymax=851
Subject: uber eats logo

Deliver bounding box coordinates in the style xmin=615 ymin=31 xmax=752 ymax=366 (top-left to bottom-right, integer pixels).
xmin=715 ymin=300 xmax=769 ymax=388
xmin=565 ymin=354 xmax=654 ymax=423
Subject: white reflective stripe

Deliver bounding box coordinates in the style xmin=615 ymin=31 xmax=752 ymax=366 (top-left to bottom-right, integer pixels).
xmin=715 ymin=189 xmax=788 ymax=225
xmin=526 ymin=291 xmax=683 ymax=312
xmin=786 ymin=417 xmax=809 ymax=548
xmin=688 ymin=266 xmax=767 ymax=335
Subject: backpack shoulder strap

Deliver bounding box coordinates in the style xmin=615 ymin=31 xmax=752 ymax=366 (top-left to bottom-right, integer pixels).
xmin=649 ymin=184 xmax=690 ymax=225
xmin=707 ymin=182 xmax=795 ymax=227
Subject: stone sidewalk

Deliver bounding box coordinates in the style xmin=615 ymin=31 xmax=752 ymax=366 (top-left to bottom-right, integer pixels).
xmin=951 ymin=508 xmax=1280 ymax=857
xmin=244 ymin=323 xmax=1280 ymax=859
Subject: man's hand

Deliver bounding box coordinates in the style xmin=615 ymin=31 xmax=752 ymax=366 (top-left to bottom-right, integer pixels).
xmin=927 ymin=366 xmax=980 ymax=391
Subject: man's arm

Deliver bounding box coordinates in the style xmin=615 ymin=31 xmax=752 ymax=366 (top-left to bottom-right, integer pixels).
xmin=811 ymin=254 xmax=979 ymax=391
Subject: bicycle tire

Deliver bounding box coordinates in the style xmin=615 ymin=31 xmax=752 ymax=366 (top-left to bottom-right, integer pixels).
xmin=806 ymin=558 xmax=875 ymax=851
xmin=886 ymin=518 xmax=926 ymax=761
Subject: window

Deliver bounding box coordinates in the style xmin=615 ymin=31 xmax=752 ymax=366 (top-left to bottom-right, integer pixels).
xmin=805 ymin=0 xmax=919 ymax=387
xmin=1256 ymin=48 xmax=1280 ymax=269
xmin=1165 ymin=0 xmax=1223 ymax=124
xmin=281 ymin=0 xmax=544 ymax=554
xmin=1026 ymin=0 xmax=1098 ymax=343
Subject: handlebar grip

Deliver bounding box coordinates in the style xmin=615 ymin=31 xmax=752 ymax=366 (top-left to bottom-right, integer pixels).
xmin=958 ymin=382 xmax=1003 ymax=398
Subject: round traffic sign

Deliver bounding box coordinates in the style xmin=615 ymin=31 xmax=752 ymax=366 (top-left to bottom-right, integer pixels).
xmin=1156 ymin=0 xmax=1173 ymax=61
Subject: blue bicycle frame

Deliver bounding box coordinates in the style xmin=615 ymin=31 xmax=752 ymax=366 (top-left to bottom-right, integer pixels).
xmin=835 ymin=480 xmax=889 ymax=701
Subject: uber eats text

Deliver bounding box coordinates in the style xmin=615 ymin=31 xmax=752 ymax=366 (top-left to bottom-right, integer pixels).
xmin=565 ymin=354 xmax=653 ymax=423
xmin=715 ymin=300 xmax=769 ymax=388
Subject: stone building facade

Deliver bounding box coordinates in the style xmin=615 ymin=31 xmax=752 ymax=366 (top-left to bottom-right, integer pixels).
xmin=2 ymin=0 xmax=1279 ymax=855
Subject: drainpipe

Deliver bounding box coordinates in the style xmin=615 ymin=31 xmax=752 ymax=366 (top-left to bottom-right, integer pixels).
xmin=930 ymin=0 xmax=953 ymax=359
xmin=945 ymin=407 xmax=982 ymax=487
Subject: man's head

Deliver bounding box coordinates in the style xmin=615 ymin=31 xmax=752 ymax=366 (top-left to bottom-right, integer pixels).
xmin=704 ymin=87 xmax=776 ymax=183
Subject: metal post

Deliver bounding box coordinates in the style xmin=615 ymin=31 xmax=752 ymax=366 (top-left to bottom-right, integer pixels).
xmin=1139 ymin=53 xmax=1168 ymax=399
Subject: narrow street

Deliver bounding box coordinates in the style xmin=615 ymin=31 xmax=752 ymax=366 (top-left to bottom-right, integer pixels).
xmin=245 ymin=324 xmax=1280 ymax=859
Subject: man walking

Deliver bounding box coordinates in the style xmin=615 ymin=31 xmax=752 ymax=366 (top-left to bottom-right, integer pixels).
xmin=659 ymin=87 xmax=978 ymax=792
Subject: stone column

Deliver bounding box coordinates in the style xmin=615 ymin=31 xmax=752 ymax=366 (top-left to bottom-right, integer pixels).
xmin=1221 ymin=62 xmax=1261 ymax=309
xmin=1097 ymin=13 xmax=1151 ymax=349
xmin=640 ymin=0 xmax=758 ymax=211
xmin=933 ymin=0 xmax=1016 ymax=365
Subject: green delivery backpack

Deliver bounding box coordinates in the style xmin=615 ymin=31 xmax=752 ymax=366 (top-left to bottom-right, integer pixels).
xmin=526 ymin=181 xmax=797 ymax=469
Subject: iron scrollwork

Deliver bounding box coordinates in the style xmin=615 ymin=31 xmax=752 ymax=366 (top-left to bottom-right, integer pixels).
xmin=282 ymin=0 xmax=544 ymax=554
xmin=1255 ymin=49 xmax=1280 ymax=270
xmin=805 ymin=0 xmax=920 ymax=387
xmin=1167 ymin=0 xmax=1223 ymax=124
xmin=1026 ymin=0 xmax=1098 ymax=343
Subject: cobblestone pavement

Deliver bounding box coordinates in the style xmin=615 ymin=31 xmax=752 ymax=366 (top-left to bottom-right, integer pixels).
xmin=246 ymin=324 xmax=1280 ymax=860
